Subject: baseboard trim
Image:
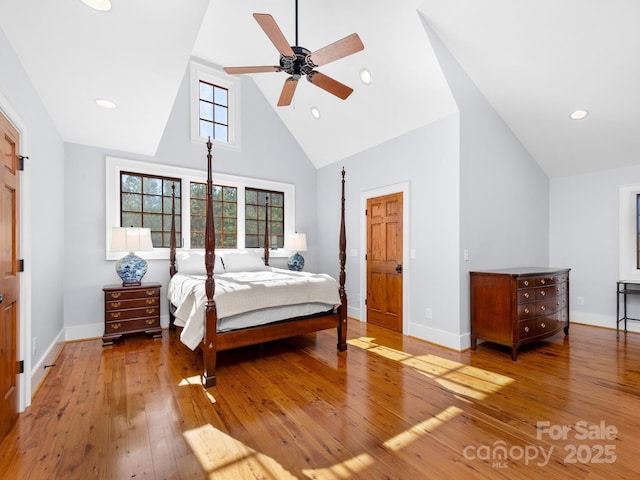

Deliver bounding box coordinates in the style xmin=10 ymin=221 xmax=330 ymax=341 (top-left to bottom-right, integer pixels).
xmin=31 ymin=329 xmax=65 ymax=399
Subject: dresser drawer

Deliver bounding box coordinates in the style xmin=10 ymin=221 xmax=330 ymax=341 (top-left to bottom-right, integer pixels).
xmin=106 ymin=306 xmax=159 ymax=321
xmin=518 ymin=288 xmax=536 ymax=303
xmin=518 ymin=303 xmax=537 ymax=319
xmin=519 ymin=319 xmax=537 ymax=339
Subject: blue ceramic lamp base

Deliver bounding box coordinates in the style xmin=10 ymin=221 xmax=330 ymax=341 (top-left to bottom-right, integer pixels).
xmin=287 ymin=252 xmax=305 ymax=271
xmin=116 ymin=252 xmax=148 ymax=286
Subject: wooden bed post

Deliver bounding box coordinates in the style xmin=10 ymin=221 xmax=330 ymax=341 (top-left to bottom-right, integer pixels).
xmin=338 ymin=167 xmax=348 ymax=351
xmin=202 ymin=138 xmax=218 ymax=388
xmin=168 ymin=182 xmax=177 ymax=330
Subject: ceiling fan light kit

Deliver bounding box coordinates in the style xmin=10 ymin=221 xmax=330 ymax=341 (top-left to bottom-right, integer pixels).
xmin=224 ymin=1 xmax=364 ymax=107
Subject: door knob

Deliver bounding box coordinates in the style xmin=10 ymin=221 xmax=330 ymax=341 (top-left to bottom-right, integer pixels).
xmin=395 ymin=264 xmax=403 ymax=274
xmin=0 ymin=294 xmax=3 ymax=304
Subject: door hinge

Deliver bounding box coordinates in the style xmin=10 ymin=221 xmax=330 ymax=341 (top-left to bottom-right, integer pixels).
xmin=18 ymin=259 xmax=24 ymax=272
xmin=365 ymin=208 xmax=368 ymax=216
xmin=18 ymin=360 xmax=24 ymax=374
xmin=18 ymin=155 xmax=29 ymax=171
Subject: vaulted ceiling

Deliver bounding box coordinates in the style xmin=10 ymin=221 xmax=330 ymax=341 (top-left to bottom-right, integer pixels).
xmin=1 ymin=1 xmax=638 ymax=177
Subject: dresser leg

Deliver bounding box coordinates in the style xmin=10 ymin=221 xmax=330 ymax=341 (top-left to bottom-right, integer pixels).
xmin=511 ymin=347 xmax=518 ymax=361
xmin=470 ymin=336 xmax=477 ymax=350
xmin=564 ymin=325 xmax=570 ymax=335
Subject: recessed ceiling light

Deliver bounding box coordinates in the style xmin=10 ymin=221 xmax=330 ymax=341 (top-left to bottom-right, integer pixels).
xmin=360 ymin=68 xmax=372 ymax=85
xmin=80 ymin=0 xmax=112 ymax=12
xmin=95 ymin=98 xmax=116 ymax=109
xmin=570 ymin=110 xmax=588 ymax=120
xmin=310 ymin=106 xmax=321 ymax=119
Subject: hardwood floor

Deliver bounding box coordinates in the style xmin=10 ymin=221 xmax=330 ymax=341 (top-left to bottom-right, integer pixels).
xmin=0 ymin=320 xmax=638 ymax=479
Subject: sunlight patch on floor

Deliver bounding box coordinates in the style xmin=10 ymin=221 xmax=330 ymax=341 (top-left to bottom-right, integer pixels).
xmin=183 ymin=424 xmax=296 ymax=479
xmin=382 ymin=405 xmax=463 ymax=451
xmin=178 ymin=376 xmax=217 ymax=403
xmin=301 ymin=453 xmax=376 ymax=480
xmin=348 ymin=337 xmax=514 ymax=401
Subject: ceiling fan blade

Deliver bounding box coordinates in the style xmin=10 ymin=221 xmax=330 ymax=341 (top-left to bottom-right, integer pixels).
xmin=277 ymin=77 xmax=298 ymax=106
xmin=224 ymin=66 xmax=281 ymax=74
xmin=307 ymin=71 xmax=353 ymax=100
xmin=309 ymin=33 xmax=364 ymax=67
xmin=253 ymin=13 xmax=295 ymax=58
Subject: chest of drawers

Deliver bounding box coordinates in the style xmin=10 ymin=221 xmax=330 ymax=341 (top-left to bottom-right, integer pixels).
xmin=470 ymin=268 xmax=570 ymax=360
xmin=102 ymin=283 xmax=162 ymax=345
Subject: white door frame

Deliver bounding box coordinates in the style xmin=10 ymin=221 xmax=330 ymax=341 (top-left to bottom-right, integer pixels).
xmin=359 ymin=182 xmax=410 ymax=333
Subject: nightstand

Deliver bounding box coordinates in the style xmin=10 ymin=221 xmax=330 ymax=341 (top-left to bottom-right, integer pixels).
xmin=102 ymin=283 xmax=162 ymax=345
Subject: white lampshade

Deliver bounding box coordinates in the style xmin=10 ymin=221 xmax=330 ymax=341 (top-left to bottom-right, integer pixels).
xmin=110 ymin=227 xmax=154 ymax=253
xmin=284 ymin=233 xmax=307 ymax=252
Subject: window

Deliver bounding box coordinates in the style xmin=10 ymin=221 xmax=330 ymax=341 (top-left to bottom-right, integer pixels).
xmin=190 ymin=60 xmax=241 ymax=151
xmin=120 ymin=172 xmax=181 ymax=248
xmin=190 ymin=182 xmax=238 ymax=248
xmin=619 ymin=184 xmax=640 ymax=280
xmin=106 ymin=157 xmax=295 ymax=260
xmin=198 ymin=81 xmax=228 ymax=142
xmin=245 ymin=188 xmax=285 ymax=249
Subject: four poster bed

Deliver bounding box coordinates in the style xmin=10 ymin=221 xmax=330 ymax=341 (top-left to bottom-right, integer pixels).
xmin=167 ymin=140 xmax=348 ymax=387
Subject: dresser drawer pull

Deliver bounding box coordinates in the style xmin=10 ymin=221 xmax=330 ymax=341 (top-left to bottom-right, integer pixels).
xmin=524 ymin=292 xmax=530 ymax=299
xmin=145 ymin=318 xmax=156 ymax=325
xmin=146 ymin=308 xmax=156 ymax=314
xmin=540 ymin=291 xmax=546 ymax=296
xmin=540 ymin=322 xmax=546 ymax=329
xmin=540 ymin=279 xmax=546 ymax=285
xmin=146 ymin=290 xmax=156 ymax=296
xmin=523 ymin=280 xmax=529 ymax=286
xmin=111 ymin=302 xmax=121 ymax=308
xmin=524 ymin=308 xmax=530 ymax=314
xmin=540 ymin=306 xmax=546 ymax=311
xmin=110 ymin=312 xmax=121 ymax=319
xmin=110 ymin=322 xmax=121 ymax=330
xmin=524 ymin=326 xmax=530 ymax=333
xmin=110 ymin=292 xmax=121 ymax=299
xmin=146 ymin=299 xmax=155 ymax=305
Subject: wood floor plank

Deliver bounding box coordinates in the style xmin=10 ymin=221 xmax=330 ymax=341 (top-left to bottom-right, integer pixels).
xmin=0 ymin=321 xmax=639 ymax=479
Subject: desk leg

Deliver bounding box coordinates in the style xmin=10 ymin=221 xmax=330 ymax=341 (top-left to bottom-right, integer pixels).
xmin=617 ymin=285 xmax=620 ymax=338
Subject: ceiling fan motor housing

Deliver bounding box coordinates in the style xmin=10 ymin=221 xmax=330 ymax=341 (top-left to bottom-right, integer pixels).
xmin=279 ymin=46 xmax=316 ymax=79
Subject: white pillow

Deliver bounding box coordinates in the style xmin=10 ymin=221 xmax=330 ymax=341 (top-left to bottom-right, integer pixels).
xmin=176 ymin=251 xmax=224 ymax=274
xmin=220 ymin=251 xmax=267 ymax=272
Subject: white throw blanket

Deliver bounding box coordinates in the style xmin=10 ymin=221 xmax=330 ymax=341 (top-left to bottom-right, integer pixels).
xmin=168 ymin=267 xmax=341 ymax=350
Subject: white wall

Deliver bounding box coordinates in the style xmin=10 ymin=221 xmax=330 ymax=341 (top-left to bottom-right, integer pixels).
xmin=62 ymin=64 xmax=321 ymax=338
xmin=316 ymin=115 xmax=462 ymax=348
xmin=0 ymin=26 xmax=66 ymax=406
xmin=422 ymin=14 xmax=551 ymax=340
xmin=550 ymin=166 xmax=640 ymax=333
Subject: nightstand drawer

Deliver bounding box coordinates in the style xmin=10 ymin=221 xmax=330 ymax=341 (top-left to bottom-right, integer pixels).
xmin=106 ymin=306 xmax=159 ymax=321
xmin=105 ymin=288 xmax=159 ymax=301
xmin=106 ymin=297 xmax=159 ymax=310
xmin=105 ymin=316 xmax=160 ymax=334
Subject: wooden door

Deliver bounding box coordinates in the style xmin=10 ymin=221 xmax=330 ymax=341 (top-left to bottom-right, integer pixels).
xmin=0 ymin=111 xmax=19 ymax=442
xmin=366 ymin=192 xmax=403 ymax=332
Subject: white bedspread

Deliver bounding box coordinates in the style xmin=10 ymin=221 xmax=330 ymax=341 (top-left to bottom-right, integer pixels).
xmin=168 ymin=267 xmax=341 ymax=350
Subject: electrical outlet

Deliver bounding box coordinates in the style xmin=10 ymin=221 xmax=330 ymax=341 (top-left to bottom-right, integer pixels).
xmin=32 ymin=337 xmax=37 ymax=355
xmin=426 ymin=308 xmax=433 ymax=319
xmin=577 ymin=296 xmax=585 ymax=306
xmin=463 ymin=249 xmax=470 ymax=261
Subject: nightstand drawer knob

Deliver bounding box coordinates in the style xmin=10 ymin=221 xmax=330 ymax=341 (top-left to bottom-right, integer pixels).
xmin=146 ymin=290 xmax=156 ymax=296
xmin=111 ymin=302 xmax=121 ymax=308
xmin=110 ymin=292 xmax=121 ymax=299
xmin=146 ymin=308 xmax=156 ymax=314
xmin=146 ymin=299 xmax=155 ymax=305
xmin=146 ymin=319 xmax=156 ymax=325
xmin=110 ymin=312 xmax=121 ymax=319
xmin=110 ymin=322 xmax=121 ymax=330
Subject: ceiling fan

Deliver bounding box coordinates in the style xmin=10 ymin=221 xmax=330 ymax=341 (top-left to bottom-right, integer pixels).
xmin=223 ymin=0 xmax=364 ymax=107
